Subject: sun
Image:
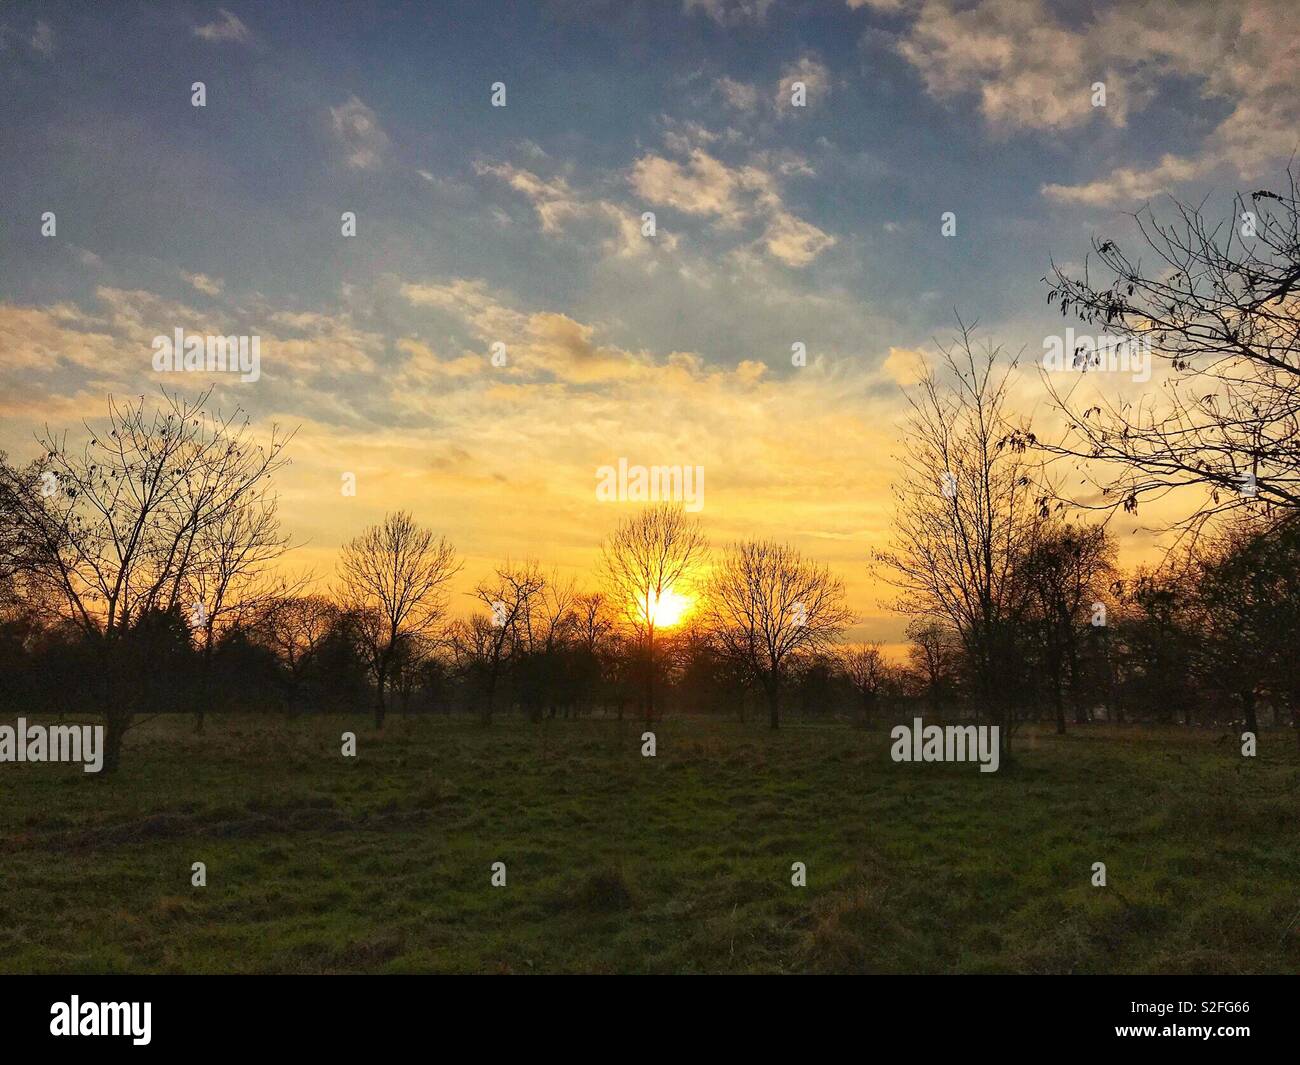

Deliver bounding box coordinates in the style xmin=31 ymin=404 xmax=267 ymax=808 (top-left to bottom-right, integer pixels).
xmin=643 ymin=587 xmax=692 ymax=628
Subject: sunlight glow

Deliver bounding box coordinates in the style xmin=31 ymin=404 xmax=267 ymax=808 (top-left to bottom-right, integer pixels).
xmin=641 ymin=587 xmax=692 ymax=629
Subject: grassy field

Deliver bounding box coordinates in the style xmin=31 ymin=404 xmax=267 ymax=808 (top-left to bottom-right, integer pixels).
xmin=1 ymin=714 xmax=1297 ymax=974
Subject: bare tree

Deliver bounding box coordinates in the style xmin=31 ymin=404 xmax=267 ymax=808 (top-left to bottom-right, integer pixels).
xmin=837 ymin=642 xmax=890 ymax=727
xmin=904 ymin=619 xmax=961 ymax=717
xmin=250 ymin=593 xmax=339 ymax=716
xmin=875 ymin=324 xmax=1042 ymax=756
xmin=336 ymin=511 xmax=459 ymax=729
xmin=529 ymin=574 xmax=579 ymax=721
xmin=600 ymin=503 xmax=707 ymax=725
xmin=0 ymin=390 xmax=292 ymax=771
xmin=184 ymin=493 xmax=295 ymax=732
xmin=469 ymin=559 xmax=545 ymax=725
xmin=705 ymin=539 xmax=852 ymax=729
xmin=1033 ymin=169 xmax=1300 ymax=531
xmin=571 ymin=591 xmax=618 ymax=717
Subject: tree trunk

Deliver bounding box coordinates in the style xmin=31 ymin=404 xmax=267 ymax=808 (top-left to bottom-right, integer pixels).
xmin=998 ymin=702 xmax=1012 ymax=758
xmin=1242 ymin=689 xmax=1259 ymax=735
xmin=480 ymin=671 xmax=496 ymax=727
xmin=102 ymin=711 xmax=128 ymax=775
xmin=767 ymin=681 xmax=780 ymax=730
xmin=374 ymin=671 xmax=387 ymax=730
xmin=645 ymin=631 xmax=655 ymax=728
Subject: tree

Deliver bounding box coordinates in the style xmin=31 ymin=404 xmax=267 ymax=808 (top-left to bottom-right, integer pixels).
xmin=570 ymin=591 xmax=618 ymax=716
xmin=184 ymin=488 xmax=293 ymax=732
xmin=705 ymin=539 xmax=853 ymax=729
xmin=904 ymin=619 xmax=961 ymax=717
xmin=336 ymin=512 xmax=459 ymax=729
xmin=529 ymin=576 xmax=579 ymax=720
xmin=837 ymin=643 xmax=890 ymax=727
xmin=876 ymin=323 xmax=1042 ymax=756
xmin=469 ymin=559 xmax=545 ymax=725
xmin=1037 ymin=169 xmax=1300 ymax=528
xmin=1113 ymin=568 xmax=1197 ymax=725
xmin=600 ymin=503 xmax=707 ymax=725
xmin=1018 ymin=522 xmax=1117 ymax=732
xmin=0 ymin=390 xmax=292 ymax=772
xmin=1187 ymin=515 xmax=1300 ymax=737
xmin=251 ymin=594 xmax=340 ymax=716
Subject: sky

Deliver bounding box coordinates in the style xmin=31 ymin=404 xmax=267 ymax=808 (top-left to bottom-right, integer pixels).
xmin=2 ymin=0 xmax=1297 ymax=646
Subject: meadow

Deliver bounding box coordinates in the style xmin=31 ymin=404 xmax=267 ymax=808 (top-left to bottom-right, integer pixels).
xmin=1 ymin=714 xmax=1296 ymax=974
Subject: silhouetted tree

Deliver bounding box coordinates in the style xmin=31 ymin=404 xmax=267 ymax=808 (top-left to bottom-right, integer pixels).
xmin=0 ymin=390 xmax=291 ymax=771
xmin=600 ymin=504 xmax=707 ymax=725
xmin=337 ymin=512 xmax=459 ymax=729
xmin=877 ymin=324 xmax=1041 ymax=756
xmin=705 ymin=539 xmax=852 ymax=729
xmin=1037 ymin=169 xmax=1300 ymax=527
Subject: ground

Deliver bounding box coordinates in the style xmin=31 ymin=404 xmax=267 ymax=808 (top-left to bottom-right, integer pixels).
xmin=1 ymin=714 xmax=1296 ymax=974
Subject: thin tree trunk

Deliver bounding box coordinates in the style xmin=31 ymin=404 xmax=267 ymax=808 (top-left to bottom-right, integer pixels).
xmin=374 ymin=668 xmax=388 ymax=730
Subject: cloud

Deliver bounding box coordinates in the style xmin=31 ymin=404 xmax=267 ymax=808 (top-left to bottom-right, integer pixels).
xmin=193 ymin=9 xmax=253 ymax=45
xmin=183 ymin=272 xmax=224 ymax=296
xmin=776 ymin=55 xmax=831 ymax=111
xmin=878 ymin=0 xmax=1300 ymax=204
xmin=1041 ymin=154 xmax=1209 ymax=207
xmin=328 ymin=96 xmax=389 ymax=171
xmin=474 ymin=158 xmax=677 ymax=258
xmin=402 ymin=277 xmax=528 ymax=342
xmin=879 ymin=346 xmax=927 ymax=387
xmin=882 ymin=0 xmax=1127 ymax=133
xmin=683 ymin=0 xmax=775 ymax=25
xmin=400 ymin=278 xmax=647 ymax=384
xmin=760 ymin=211 xmax=836 ymax=268
xmin=265 ymin=309 xmax=385 ymax=377
xmin=0 ymin=303 xmax=116 ymax=376
xmin=716 ymin=76 xmax=759 ymax=111
xmin=630 ymin=149 xmax=751 ymax=225
xmin=629 ymin=145 xmax=835 ymax=266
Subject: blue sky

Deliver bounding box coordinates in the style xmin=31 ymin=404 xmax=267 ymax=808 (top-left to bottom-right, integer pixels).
xmin=2 ymin=0 xmax=1296 ymax=642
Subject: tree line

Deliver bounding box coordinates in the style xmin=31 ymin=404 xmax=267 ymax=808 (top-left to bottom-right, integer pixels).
xmin=1 ymin=169 xmax=1298 ymax=771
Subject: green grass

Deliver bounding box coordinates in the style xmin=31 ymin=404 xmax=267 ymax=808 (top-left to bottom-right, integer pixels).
xmin=2 ymin=714 xmax=1297 ymax=973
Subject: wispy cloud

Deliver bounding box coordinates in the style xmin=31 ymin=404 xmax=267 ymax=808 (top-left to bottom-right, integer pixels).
xmin=328 ymin=96 xmax=389 ymax=170
xmin=183 ymin=272 xmax=225 ymax=296
xmin=630 ymin=143 xmax=834 ymax=266
xmin=193 ymin=8 xmax=254 ymax=45
xmin=684 ymin=0 xmax=776 ymax=26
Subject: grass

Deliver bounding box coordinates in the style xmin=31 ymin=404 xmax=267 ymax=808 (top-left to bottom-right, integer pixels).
xmin=1 ymin=713 xmax=1297 ymax=973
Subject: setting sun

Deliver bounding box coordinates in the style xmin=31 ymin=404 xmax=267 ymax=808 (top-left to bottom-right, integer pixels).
xmin=643 ymin=588 xmax=692 ymax=629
